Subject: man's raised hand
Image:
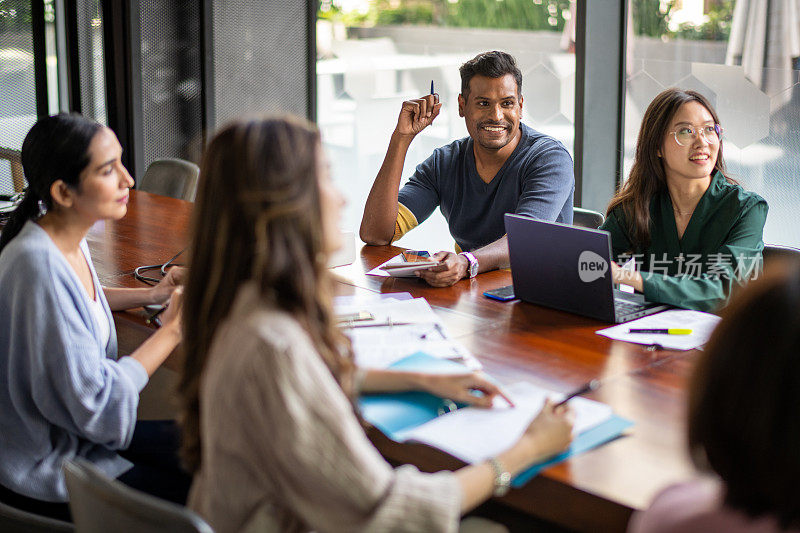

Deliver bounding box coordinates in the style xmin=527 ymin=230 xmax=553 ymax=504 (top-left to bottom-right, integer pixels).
xmin=395 ymin=93 xmax=442 ymax=138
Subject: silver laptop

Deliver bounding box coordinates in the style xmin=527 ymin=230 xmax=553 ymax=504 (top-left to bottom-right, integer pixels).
xmin=504 ymin=213 xmax=668 ymax=323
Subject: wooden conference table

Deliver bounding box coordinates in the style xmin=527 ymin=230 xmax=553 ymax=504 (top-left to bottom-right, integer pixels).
xmin=91 ymin=190 xmax=697 ymax=533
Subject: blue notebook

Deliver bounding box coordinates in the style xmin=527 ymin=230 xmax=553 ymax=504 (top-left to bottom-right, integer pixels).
xmin=359 ymin=353 xmax=471 ymax=436
xmin=358 ymin=352 xmax=633 ymax=488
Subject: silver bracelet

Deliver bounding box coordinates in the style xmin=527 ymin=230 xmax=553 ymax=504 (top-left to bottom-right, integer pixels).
xmin=487 ymin=457 xmax=511 ymax=497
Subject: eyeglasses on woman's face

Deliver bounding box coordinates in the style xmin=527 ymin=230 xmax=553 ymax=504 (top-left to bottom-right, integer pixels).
xmin=668 ymin=124 xmax=723 ymax=147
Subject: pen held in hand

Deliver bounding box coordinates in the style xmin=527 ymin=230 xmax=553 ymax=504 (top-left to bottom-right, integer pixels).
xmin=554 ymin=379 xmax=601 ymax=408
xmin=430 ymin=80 xmax=439 ymax=104
xmin=145 ymin=305 xmax=167 ymax=325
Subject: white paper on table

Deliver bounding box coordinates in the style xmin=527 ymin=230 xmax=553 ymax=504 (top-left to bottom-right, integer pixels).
xmin=367 ymin=253 xmax=439 ymax=277
xmin=336 ymin=297 xmax=480 ymax=370
xmin=336 ymin=297 xmax=438 ymax=325
xmin=348 ymin=326 xmax=474 ymax=369
xmin=333 ymin=292 xmax=413 ymax=308
xmin=395 ymin=382 xmax=613 ymax=464
xmin=596 ymin=309 xmax=721 ymax=350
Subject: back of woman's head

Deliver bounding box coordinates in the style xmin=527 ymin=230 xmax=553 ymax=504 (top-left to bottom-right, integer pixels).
xmin=180 ymin=115 xmax=351 ymax=472
xmin=688 ymin=262 xmax=800 ymax=528
xmin=0 ymin=113 xmax=102 ymax=254
xmin=187 ymin=115 xmax=323 ymax=306
xmin=607 ymin=88 xmax=727 ymax=249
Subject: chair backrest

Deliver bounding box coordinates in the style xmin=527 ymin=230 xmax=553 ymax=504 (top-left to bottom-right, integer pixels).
xmin=763 ymin=244 xmax=800 ymax=268
xmin=137 ymin=158 xmax=200 ymax=202
xmin=0 ymin=500 xmax=73 ymax=533
xmin=0 ymin=147 xmax=25 ymax=192
xmin=63 ymin=459 xmax=213 ymax=533
xmin=573 ymin=207 xmax=605 ymax=229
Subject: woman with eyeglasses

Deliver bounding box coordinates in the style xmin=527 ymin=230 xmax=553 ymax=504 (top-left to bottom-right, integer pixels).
xmin=180 ymin=116 xmax=573 ymax=533
xmin=629 ymin=262 xmax=800 ymax=532
xmin=0 ymin=114 xmax=188 ymax=520
xmin=600 ymin=88 xmax=768 ymax=311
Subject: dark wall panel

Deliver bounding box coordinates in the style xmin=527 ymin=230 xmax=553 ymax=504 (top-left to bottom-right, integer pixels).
xmin=212 ymin=0 xmax=310 ymax=127
xmin=138 ymin=0 xmax=204 ymax=171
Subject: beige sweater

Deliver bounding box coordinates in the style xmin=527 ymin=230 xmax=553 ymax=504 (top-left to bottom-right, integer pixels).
xmin=188 ymin=284 xmax=461 ymax=533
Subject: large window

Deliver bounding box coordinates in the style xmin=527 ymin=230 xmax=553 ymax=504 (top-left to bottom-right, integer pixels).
xmin=0 ymin=0 xmax=37 ymax=193
xmin=75 ymin=0 xmax=107 ymax=124
xmin=317 ymin=0 xmax=576 ymax=250
xmin=624 ymin=0 xmax=800 ymax=247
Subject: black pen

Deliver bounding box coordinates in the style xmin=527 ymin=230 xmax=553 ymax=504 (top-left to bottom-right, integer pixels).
xmin=145 ymin=305 xmax=167 ymax=325
xmin=430 ymin=79 xmax=434 ymax=95
xmin=554 ymin=379 xmax=600 ymax=408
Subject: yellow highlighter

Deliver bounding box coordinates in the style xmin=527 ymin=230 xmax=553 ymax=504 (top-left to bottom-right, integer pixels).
xmin=628 ymin=328 xmax=693 ymax=335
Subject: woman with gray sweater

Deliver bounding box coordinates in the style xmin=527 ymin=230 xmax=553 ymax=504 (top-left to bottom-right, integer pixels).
xmin=0 ymin=114 xmax=186 ymax=520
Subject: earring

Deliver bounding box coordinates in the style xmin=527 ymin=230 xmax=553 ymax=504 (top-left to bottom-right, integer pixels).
xmin=37 ymin=200 xmax=47 ymax=217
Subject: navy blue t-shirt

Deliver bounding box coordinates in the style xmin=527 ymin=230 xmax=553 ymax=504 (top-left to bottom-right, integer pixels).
xmin=397 ymin=123 xmax=574 ymax=252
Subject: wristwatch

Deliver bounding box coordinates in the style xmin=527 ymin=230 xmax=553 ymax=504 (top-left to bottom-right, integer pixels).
xmin=488 ymin=457 xmax=511 ymax=497
xmin=459 ymin=251 xmax=479 ymax=279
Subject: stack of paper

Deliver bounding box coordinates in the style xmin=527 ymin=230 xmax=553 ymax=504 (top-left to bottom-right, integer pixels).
xmin=596 ymin=309 xmax=721 ymax=350
xmin=335 ymin=296 xmax=479 ymax=370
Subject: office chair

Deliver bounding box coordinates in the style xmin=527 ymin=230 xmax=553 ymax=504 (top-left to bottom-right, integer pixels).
xmin=573 ymin=207 xmax=605 ymax=229
xmin=137 ymin=158 xmax=200 ymax=202
xmin=0 ymin=499 xmax=73 ymax=533
xmin=63 ymin=459 xmax=213 ymax=533
xmin=762 ymin=243 xmax=800 ymax=268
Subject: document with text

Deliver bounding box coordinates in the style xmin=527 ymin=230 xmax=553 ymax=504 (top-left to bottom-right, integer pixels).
xmin=335 ymin=297 xmax=479 ymax=370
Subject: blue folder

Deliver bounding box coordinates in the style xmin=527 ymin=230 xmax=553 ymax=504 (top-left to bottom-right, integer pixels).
xmin=358 ymin=352 xmax=633 ymax=488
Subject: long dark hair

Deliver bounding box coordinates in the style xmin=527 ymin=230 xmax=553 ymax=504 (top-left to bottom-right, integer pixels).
xmin=688 ymin=262 xmax=800 ymax=528
xmin=606 ymin=88 xmax=731 ymax=249
xmin=0 ymin=113 xmax=102 ymax=254
xmin=179 ymin=116 xmax=354 ymax=473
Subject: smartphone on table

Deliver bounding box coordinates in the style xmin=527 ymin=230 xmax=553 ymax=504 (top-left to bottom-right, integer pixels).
xmin=483 ymin=285 xmax=515 ymax=302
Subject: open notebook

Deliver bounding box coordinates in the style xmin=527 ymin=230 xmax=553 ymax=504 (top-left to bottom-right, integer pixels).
xmin=359 ymin=352 xmax=633 ymax=488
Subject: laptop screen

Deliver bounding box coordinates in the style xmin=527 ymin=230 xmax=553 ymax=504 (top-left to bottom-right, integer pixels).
xmin=505 ymin=214 xmax=617 ymax=322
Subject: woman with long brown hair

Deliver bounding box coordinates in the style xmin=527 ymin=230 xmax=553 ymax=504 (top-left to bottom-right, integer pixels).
xmin=600 ymin=88 xmax=767 ymax=312
xmin=629 ymin=262 xmax=800 ymax=532
xmin=179 ymin=116 xmax=573 ymax=532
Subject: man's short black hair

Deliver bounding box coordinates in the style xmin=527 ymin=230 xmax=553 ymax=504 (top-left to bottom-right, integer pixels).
xmin=459 ymin=51 xmax=522 ymax=97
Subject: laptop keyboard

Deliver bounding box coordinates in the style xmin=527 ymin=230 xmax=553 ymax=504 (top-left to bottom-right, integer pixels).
xmin=615 ymin=299 xmax=648 ymax=315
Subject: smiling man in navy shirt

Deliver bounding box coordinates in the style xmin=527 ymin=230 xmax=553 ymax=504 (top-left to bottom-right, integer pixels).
xmin=360 ymin=51 xmax=574 ymax=287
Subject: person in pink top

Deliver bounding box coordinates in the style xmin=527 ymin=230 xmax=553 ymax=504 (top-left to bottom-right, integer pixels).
xmin=629 ymin=262 xmax=800 ymax=533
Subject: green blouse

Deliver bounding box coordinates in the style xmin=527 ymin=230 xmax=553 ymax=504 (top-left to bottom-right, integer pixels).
xmin=599 ymin=172 xmax=768 ymax=312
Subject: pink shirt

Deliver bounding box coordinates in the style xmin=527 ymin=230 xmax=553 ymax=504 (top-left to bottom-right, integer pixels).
xmin=629 ymin=479 xmax=799 ymax=533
